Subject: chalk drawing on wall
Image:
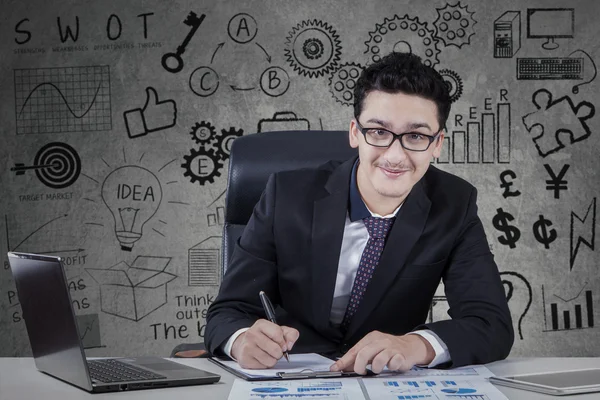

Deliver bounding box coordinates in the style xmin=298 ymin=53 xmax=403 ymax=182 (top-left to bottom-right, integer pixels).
xmin=181 ymin=121 xmax=243 ymax=186
xmin=500 ymin=271 xmax=532 ymax=340
xmin=433 ymin=2 xmax=477 ymax=48
xmin=123 ymin=87 xmax=177 ymax=139
xmin=439 ymin=69 xmax=463 ymax=103
xmin=11 ymin=142 xmax=81 ymax=189
xmin=435 ymin=102 xmax=512 ymax=164
xmin=364 ymin=15 xmax=441 ymax=67
xmin=517 ymin=50 xmax=597 ymax=95
xmin=86 ymin=256 xmax=176 ymax=322
xmin=499 ymin=170 xmax=521 ymax=198
xmin=544 ymin=164 xmax=569 ymax=199
xmin=14 ymin=66 xmax=111 ymax=135
xmin=161 ymin=12 xmax=205 ymax=73
xmin=257 ymin=111 xmax=310 ymax=133
xmin=542 ymin=284 xmax=595 ymax=331
xmin=260 ymin=66 xmax=291 ymax=97
xmin=206 ymin=190 xmax=226 ymax=228
xmin=522 ymin=89 xmax=595 ymax=158
xmin=188 ymin=237 xmax=221 ymax=286
xmin=493 ymin=208 xmax=521 ymax=249
xmin=101 ymin=166 xmax=163 ymax=251
xmin=570 ymin=197 xmax=596 ymax=271
xmin=527 ymin=8 xmax=574 ymax=51
xmin=182 ymin=148 xmax=224 ymax=185
xmin=189 ymin=13 xmax=288 ymax=97
xmin=228 ymin=13 xmax=258 ymax=44
xmin=189 ymin=66 xmax=220 ymax=97
xmin=284 ymin=19 xmax=342 ymax=78
xmin=216 ymin=127 xmax=244 ymax=160
xmin=532 ymin=215 xmax=557 ymax=250
xmin=493 ymin=11 xmax=521 ymax=58
xmin=5 ymin=214 xmax=68 ymax=253
xmin=76 ymin=313 xmax=104 ymax=349
xmin=328 ymin=62 xmax=364 ymax=106
xmin=190 ymin=121 xmax=217 ymax=145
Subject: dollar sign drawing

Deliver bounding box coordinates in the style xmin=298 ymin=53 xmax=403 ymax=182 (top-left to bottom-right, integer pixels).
xmin=533 ymin=214 xmax=557 ymax=249
xmin=499 ymin=170 xmax=521 ymax=198
xmin=493 ymin=208 xmax=521 ymax=249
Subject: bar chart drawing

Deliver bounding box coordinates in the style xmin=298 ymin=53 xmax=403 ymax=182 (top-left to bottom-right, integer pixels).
xmin=188 ymin=236 xmax=221 ymax=286
xmin=542 ymin=285 xmax=595 ymax=332
xmin=435 ymin=102 xmax=511 ymax=164
xmin=207 ymin=206 xmax=225 ymax=227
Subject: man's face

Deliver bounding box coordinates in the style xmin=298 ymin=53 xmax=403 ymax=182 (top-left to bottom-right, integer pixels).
xmin=349 ymin=90 xmax=444 ymax=202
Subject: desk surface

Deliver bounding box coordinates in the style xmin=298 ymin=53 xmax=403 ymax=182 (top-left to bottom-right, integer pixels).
xmin=1 ymin=357 xmax=600 ymax=399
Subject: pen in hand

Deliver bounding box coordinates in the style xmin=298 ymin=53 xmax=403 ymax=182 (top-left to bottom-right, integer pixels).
xmin=259 ymin=290 xmax=290 ymax=362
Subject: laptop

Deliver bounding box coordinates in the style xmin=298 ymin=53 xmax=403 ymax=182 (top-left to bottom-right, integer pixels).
xmin=7 ymin=252 xmax=220 ymax=393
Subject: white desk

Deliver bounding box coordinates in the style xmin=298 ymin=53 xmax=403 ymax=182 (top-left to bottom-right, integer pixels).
xmin=1 ymin=357 xmax=600 ymax=399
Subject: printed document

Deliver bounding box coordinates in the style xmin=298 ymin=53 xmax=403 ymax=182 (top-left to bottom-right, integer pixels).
xmin=228 ymin=378 xmax=366 ymax=400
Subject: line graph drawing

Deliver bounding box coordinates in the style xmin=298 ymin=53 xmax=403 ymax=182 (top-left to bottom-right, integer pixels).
xmin=76 ymin=313 xmax=104 ymax=349
xmin=14 ymin=66 xmax=112 ymax=135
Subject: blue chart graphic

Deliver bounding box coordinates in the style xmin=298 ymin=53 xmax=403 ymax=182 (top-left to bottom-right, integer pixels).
xmin=252 ymin=387 xmax=288 ymax=393
xmin=442 ymin=388 xmax=477 ymax=394
xmin=14 ymin=66 xmax=112 ymax=135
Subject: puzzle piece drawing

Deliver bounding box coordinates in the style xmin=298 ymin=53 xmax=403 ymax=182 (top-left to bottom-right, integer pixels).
xmin=522 ymin=89 xmax=595 ymax=157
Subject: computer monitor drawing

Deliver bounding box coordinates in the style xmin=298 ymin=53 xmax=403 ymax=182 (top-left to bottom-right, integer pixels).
xmin=527 ymin=8 xmax=574 ymax=50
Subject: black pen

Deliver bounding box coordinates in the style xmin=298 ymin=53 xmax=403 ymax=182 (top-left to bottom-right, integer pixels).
xmin=259 ymin=290 xmax=290 ymax=362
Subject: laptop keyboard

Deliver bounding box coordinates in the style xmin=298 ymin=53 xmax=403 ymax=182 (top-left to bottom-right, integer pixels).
xmin=88 ymin=359 xmax=167 ymax=383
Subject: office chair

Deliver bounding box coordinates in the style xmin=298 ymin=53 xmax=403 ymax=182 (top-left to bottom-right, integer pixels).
xmin=170 ymin=129 xmax=357 ymax=358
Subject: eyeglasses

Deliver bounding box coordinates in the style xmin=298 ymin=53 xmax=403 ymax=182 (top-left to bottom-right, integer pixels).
xmin=354 ymin=118 xmax=442 ymax=152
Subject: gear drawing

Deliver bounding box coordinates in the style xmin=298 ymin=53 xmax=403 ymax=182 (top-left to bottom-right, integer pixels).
xmin=439 ymin=68 xmax=463 ymax=103
xmin=181 ymin=147 xmax=223 ymax=185
xmin=285 ymin=19 xmax=342 ymax=78
xmin=216 ymin=127 xmax=244 ymax=160
xmin=329 ymin=62 xmax=364 ymax=106
xmin=364 ymin=15 xmax=441 ymax=68
xmin=190 ymin=121 xmax=217 ymax=145
xmin=433 ymin=2 xmax=477 ymax=48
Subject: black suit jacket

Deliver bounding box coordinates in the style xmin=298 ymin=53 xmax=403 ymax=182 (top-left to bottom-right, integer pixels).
xmin=205 ymin=157 xmax=514 ymax=367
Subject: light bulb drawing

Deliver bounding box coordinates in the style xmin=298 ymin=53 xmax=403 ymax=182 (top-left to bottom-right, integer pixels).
xmin=101 ymin=166 xmax=163 ymax=251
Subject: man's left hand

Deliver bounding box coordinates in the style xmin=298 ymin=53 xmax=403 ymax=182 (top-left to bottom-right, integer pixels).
xmin=330 ymin=331 xmax=435 ymax=374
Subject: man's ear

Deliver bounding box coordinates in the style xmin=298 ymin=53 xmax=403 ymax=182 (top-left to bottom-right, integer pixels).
xmin=349 ymin=119 xmax=360 ymax=149
xmin=432 ymin=131 xmax=445 ymax=158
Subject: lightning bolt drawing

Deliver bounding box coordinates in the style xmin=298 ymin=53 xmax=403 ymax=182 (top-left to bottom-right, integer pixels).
xmin=570 ymin=197 xmax=596 ymax=271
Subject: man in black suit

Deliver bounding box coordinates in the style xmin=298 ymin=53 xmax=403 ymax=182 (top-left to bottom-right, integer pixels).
xmin=205 ymin=52 xmax=513 ymax=373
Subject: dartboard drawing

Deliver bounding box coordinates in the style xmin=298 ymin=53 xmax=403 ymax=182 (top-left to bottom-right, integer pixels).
xmin=34 ymin=142 xmax=81 ymax=189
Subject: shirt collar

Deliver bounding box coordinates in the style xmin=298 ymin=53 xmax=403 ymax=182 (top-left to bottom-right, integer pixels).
xmin=349 ymin=159 xmax=402 ymax=222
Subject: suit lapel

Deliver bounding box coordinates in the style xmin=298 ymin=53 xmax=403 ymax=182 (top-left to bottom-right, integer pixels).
xmin=344 ymin=179 xmax=431 ymax=338
xmin=310 ymin=157 xmax=356 ymax=333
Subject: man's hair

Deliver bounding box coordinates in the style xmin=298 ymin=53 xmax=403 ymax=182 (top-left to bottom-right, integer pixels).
xmin=353 ymin=52 xmax=451 ymax=131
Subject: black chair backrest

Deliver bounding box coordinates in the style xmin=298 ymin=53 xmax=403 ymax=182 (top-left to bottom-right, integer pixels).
xmin=222 ymin=130 xmax=357 ymax=275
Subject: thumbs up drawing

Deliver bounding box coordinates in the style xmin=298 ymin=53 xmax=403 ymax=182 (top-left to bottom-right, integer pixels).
xmin=124 ymin=87 xmax=177 ymax=138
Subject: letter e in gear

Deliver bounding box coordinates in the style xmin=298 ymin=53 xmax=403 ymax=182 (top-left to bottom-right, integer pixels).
xmin=181 ymin=148 xmax=223 ymax=185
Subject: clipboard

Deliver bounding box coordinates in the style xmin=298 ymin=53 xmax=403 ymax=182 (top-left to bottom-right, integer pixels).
xmin=208 ymin=354 xmax=364 ymax=381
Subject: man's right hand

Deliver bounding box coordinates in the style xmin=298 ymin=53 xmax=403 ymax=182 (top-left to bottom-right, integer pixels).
xmin=231 ymin=319 xmax=299 ymax=369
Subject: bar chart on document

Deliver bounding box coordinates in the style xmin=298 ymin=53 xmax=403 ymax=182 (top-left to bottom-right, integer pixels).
xmin=362 ymin=366 xmax=508 ymax=400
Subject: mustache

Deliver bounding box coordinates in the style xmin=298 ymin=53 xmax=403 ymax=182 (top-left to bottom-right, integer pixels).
xmin=374 ymin=162 xmax=411 ymax=172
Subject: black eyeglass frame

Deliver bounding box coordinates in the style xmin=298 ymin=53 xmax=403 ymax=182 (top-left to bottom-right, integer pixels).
xmin=354 ymin=117 xmax=443 ymax=152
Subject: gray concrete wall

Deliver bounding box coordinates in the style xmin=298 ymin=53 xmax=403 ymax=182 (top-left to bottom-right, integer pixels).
xmin=1 ymin=0 xmax=598 ymax=358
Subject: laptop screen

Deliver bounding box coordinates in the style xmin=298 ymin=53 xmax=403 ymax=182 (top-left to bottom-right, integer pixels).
xmin=8 ymin=252 xmax=92 ymax=391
